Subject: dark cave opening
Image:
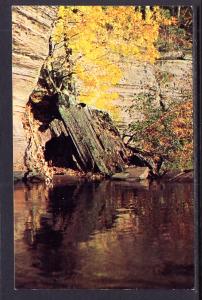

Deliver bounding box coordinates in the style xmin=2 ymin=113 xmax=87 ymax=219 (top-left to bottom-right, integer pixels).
xmin=29 ymin=94 xmax=81 ymax=170
xmin=44 ymin=133 xmax=100 ymax=173
xmin=44 ymin=134 xmax=82 ymax=170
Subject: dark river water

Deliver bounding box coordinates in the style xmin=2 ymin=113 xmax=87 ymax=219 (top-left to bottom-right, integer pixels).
xmin=14 ymin=177 xmax=194 ymax=289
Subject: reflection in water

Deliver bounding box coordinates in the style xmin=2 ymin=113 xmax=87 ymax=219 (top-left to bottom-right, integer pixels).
xmin=14 ymin=178 xmax=194 ymax=289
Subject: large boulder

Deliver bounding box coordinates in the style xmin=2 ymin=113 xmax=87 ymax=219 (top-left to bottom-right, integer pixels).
xmin=112 ymin=167 xmax=150 ymax=181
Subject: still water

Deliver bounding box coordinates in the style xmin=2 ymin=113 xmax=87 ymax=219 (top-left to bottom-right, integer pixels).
xmin=14 ymin=177 xmax=194 ymax=289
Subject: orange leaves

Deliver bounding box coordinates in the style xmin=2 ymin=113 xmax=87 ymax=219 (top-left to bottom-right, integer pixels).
xmin=129 ymin=95 xmax=193 ymax=171
xmin=170 ymin=101 xmax=193 ymax=147
xmin=162 ymin=16 xmax=178 ymax=26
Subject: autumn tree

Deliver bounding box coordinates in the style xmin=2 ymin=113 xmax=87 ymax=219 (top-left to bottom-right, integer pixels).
xmin=52 ymin=6 xmax=173 ymax=117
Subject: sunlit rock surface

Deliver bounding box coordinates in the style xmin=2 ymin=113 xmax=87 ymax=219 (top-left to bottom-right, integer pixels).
xmin=12 ymin=6 xmax=58 ymax=171
xmin=112 ymin=56 xmax=192 ymax=129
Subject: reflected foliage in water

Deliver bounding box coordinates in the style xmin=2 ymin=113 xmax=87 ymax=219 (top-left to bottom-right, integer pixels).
xmin=14 ymin=178 xmax=194 ymax=289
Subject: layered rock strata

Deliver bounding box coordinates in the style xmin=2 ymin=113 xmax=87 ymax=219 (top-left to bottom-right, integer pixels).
xmin=12 ymin=6 xmax=58 ymax=170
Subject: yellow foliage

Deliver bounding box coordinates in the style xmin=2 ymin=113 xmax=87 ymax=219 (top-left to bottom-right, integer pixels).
xmin=53 ymin=6 xmax=167 ymax=118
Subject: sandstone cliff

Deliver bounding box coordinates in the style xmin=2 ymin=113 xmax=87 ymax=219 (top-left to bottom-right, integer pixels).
xmin=113 ymin=55 xmax=192 ymax=129
xmin=12 ymin=6 xmax=58 ymax=171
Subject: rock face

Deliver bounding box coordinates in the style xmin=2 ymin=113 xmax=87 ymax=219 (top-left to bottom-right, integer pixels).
xmin=12 ymin=6 xmax=58 ymax=171
xmin=113 ymin=55 xmax=192 ymax=131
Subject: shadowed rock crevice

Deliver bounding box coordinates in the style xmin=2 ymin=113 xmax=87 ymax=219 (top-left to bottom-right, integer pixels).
xmin=44 ymin=134 xmax=96 ymax=171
